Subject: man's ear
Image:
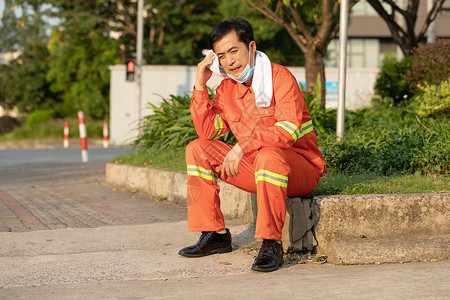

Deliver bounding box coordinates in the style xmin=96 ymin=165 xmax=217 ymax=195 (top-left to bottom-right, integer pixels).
xmin=250 ymin=41 xmax=257 ymax=53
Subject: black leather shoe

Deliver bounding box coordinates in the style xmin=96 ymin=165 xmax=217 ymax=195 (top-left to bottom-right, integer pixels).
xmin=178 ymin=229 xmax=232 ymax=257
xmin=251 ymin=239 xmax=283 ymax=272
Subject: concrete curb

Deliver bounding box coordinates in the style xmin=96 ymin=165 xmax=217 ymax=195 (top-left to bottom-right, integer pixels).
xmin=314 ymin=194 xmax=450 ymax=264
xmin=106 ymin=163 xmax=254 ymax=223
xmin=106 ymin=163 xmax=450 ymax=265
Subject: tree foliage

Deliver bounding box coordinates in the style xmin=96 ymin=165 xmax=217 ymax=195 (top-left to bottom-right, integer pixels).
xmin=0 ymin=0 xmax=54 ymax=112
xmin=0 ymin=40 xmax=56 ymax=112
xmin=46 ymin=25 xmax=120 ymax=119
xmin=404 ymin=38 xmax=450 ymax=89
xmin=0 ymin=0 xmax=51 ymax=51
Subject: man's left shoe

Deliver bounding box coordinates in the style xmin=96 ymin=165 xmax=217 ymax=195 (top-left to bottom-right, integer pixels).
xmin=251 ymin=239 xmax=283 ymax=272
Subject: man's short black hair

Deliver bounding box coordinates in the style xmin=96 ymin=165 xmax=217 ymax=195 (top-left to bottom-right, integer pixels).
xmin=208 ymin=18 xmax=254 ymax=50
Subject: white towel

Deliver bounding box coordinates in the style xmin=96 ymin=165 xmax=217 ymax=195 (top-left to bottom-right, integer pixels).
xmin=252 ymin=50 xmax=273 ymax=108
xmin=206 ymin=49 xmax=227 ymax=78
xmin=206 ymin=49 xmax=273 ymax=108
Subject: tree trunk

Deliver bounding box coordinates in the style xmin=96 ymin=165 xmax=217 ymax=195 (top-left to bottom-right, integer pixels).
xmin=304 ymin=48 xmax=326 ymax=109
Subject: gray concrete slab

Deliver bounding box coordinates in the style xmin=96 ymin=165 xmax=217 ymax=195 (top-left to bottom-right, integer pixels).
xmin=1 ymin=258 xmax=449 ymax=299
xmin=1 ymin=221 xmax=449 ymax=299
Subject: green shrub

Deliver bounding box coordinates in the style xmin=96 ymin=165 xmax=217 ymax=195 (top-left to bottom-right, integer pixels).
xmin=415 ymin=78 xmax=450 ymax=117
xmin=135 ymin=94 xmax=198 ymax=150
xmin=26 ymin=110 xmax=53 ymax=127
xmin=321 ymin=106 xmax=449 ymax=176
xmin=134 ymin=92 xmax=236 ymax=151
xmin=134 ymin=83 xmax=449 ymax=177
xmin=411 ymin=132 xmax=450 ymax=175
xmin=373 ymin=54 xmax=413 ymax=107
xmin=405 ymin=39 xmax=450 ymax=91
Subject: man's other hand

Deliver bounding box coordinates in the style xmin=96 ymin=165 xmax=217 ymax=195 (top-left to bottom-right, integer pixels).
xmin=195 ymin=53 xmax=214 ymax=91
xmin=219 ymin=144 xmax=244 ymax=177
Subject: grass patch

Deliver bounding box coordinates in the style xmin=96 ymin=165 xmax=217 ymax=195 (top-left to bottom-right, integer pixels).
xmin=115 ymin=148 xmax=449 ymax=195
xmin=0 ymin=118 xmax=105 ymax=141
xmin=313 ymin=173 xmax=449 ymax=195
xmin=114 ymin=147 xmax=186 ymax=173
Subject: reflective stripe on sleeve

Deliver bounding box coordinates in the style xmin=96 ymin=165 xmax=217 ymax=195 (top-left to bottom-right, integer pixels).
xmin=255 ymin=169 xmax=288 ymax=188
xmin=275 ymin=120 xmax=313 ymax=142
xmin=209 ymin=114 xmax=225 ymax=139
xmin=187 ymin=165 xmax=218 ymax=181
xmin=299 ymin=120 xmax=314 ymax=137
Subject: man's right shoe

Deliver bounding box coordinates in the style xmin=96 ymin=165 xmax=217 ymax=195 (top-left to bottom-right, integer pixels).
xmin=251 ymin=239 xmax=284 ymax=272
xmin=178 ymin=228 xmax=232 ymax=257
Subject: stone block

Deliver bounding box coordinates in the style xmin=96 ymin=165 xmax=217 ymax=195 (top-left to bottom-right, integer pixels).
xmin=105 ymin=163 xmax=128 ymax=187
xmin=327 ymin=234 xmax=450 ymax=265
xmin=314 ymin=193 xmax=450 ymax=255
xmin=219 ymin=182 xmax=252 ymax=223
xmin=126 ymin=166 xmax=148 ymax=191
xmin=282 ymin=197 xmax=317 ymax=252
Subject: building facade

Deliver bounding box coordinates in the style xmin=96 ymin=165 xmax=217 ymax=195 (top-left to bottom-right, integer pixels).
xmin=325 ymin=0 xmax=450 ymax=68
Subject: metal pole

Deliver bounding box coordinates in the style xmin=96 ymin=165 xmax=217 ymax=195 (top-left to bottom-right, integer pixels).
xmin=136 ymin=0 xmax=144 ymax=122
xmin=336 ymin=0 xmax=349 ymax=141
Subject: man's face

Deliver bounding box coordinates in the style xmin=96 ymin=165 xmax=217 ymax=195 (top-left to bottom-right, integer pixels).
xmin=213 ymin=30 xmax=255 ymax=78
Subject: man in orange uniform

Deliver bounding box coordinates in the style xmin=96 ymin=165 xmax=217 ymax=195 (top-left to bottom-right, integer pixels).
xmin=178 ymin=18 xmax=326 ymax=272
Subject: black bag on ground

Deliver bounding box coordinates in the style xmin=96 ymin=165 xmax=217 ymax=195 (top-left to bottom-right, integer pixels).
xmin=286 ymin=197 xmax=319 ymax=253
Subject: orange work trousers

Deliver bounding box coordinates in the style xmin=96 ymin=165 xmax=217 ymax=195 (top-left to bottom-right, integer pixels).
xmin=185 ymin=138 xmax=321 ymax=240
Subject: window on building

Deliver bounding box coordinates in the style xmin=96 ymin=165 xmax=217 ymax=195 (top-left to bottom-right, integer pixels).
xmin=351 ymin=0 xmax=393 ymax=16
xmin=325 ymin=38 xmax=381 ymax=68
xmin=351 ymin=0 xmax=377 ymax=16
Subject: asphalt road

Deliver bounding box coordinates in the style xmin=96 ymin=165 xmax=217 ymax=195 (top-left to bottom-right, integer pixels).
xmin=0 ymin=147 xmax=131 ymax=168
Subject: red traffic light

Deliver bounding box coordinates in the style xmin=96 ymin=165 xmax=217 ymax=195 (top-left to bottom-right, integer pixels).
xmin=127 ymin=61 xmax=135 ymax=72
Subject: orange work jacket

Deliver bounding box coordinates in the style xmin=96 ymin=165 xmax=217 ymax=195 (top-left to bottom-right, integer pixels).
xmin=190 ymin=62 xmax=326 ymax=175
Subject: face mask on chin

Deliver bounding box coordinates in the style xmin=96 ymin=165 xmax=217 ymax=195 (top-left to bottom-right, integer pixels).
xmin=226 ymin=44 xmax=255 ymax=84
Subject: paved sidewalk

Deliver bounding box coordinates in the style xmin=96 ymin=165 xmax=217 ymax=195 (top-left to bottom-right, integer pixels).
xmin=0 ymin=162 xmax=186 ymax=232
xmin=0 ymin=161 xmax=449 ymax=299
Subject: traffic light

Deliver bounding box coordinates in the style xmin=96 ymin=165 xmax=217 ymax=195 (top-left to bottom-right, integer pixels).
xmin=126 ymin=60 xmax=135 ymax=81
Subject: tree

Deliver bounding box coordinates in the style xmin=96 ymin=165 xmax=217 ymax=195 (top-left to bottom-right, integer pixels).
xmin=366 ymin=0 xmax=446 ymax=57
xmin=144 ymin=0 xmax=222 ymax=65
xmin=46 ymin=0 xmax=137 ymax=58
xmin=241 ymin=0 xmax=359 ymax=109
xmin=0 ymin=0 xmax=55 ymax=113
xmin=46 ymin=0 xmax=223 ymax=65
xmin=0 ymin=0 xmax=52 ymax=51
xmin=0 ymin=3 xmax=22 ymax=51
xmin=0 ymin=41 xmax=56 ymax=112
xmin=46 ymin=22 xmax=120 ymax=119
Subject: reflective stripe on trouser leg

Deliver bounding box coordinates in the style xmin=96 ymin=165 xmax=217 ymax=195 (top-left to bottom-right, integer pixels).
xmin=185 ymin=139 xmax=227 ymax=231
xmin=185 ymin=139 xmax=256 ymax=232
xmin=253 ymin=147 xmax=290 ymax=241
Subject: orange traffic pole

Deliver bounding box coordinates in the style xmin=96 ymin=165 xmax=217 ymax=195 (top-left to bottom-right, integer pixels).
xmin=103 ymin=122 xmax=109 ymax=148
xmin=63 ymin=121 xmax=69 ymax=148
xmin=77 ymin=111 xmax=89 ymax=162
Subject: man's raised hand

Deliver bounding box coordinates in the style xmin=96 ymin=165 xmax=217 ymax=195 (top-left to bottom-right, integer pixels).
xmin=195 ymin=52 xmax=215 ymax=91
